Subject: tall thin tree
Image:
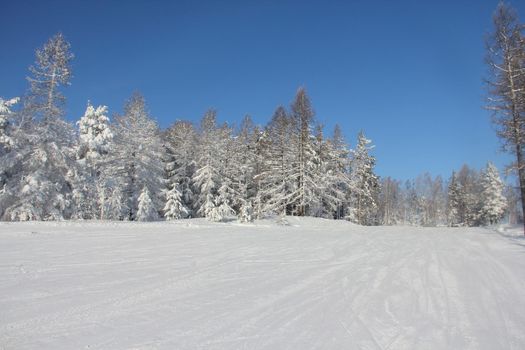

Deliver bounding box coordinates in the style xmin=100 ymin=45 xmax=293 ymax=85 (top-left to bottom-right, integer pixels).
xmin=486 ymin=2 xmax=525 ymax=234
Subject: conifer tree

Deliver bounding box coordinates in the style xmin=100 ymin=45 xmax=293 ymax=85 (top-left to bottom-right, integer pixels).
xmin=77 ymin=103 xmax=113 ymax=162
xmin=256 ymin=106 xmax=295 ymax=216
xmin=0 ymin=97 xmax=19 ymax=152
xmin=136 ymin=187 xmax=158 ymax=221
xmin=480 ymin=162 xmax=507 ymax=225
xmin=112 ymin=93 xmax=164 ymax=220
xmin=290 ymin=88 xmax=317 ymax=216
xmin=164 ymin=184 xmax=189 ymax=220
xmin=192 ymin=110 xmax=222 ymax=218
xmin=164 ymin=120 xmax=197 ymax=216
xmin=238 ymin=200 xmax=254 ymax=223
xmin=347 ymin=132 xmax=379 ymax=225
xmin=4 ymin=33 xmax=76 ymax=221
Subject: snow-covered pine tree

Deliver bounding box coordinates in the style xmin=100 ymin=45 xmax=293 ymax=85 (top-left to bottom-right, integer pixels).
xmin=238 ymin=200 xmax=254 ymax=223
xmin=290 ymin=88 xmax=318 ymax=216
xmin=230 ymin=115 xmax=257 ymax=213
xmin=330 ymin=124 xmax=351 ymax=219
xmin=77 ymin=103 xmax=113 ymax=162
xmin=457 ymin=165 xmax=483 ymax=226
xmin=0 ymin=97 xmax=19 ymax=153
xmin=164 ymin=184 xmax=189 ymax=220
xmin=310 ymin=124 xmax=348 ymax=218
xmin=479 ymin=162 xmax=507 ymax=225
xmin=347 ymin=132 xmax=379 ymax=225
xmin=446 ymin=172 xmax=460 ymax=226
xmin=73 ymin=103 xmax=114 ymax=219
xmin=164 ymin=120 xmax=197 ymax=216
xmin=107 ymin=184 xmax=127 ymax=220
xmin=192 ymin=110 xmax=223 ymax=219
xmin=255 ymin=106 xmax=295 ymax=217
xmin=3 ymin=33 xmax=76 ymax=221
xmin=111 ymin=93 xmax=164 ymax=220
xmin=210 ymin=179 xmax=236 ymax=222
xmin=136 ymin=186 xmax=158 ymax=221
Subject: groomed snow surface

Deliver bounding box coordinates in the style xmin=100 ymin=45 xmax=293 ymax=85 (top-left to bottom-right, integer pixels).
xmin=1 ymin=218 xmax=525 ymax=350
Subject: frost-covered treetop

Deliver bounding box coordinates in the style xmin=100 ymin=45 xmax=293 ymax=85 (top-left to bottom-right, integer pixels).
xmin=77 ymin=102 xmax=113 ymax=161
xmin=27 ymin=33 xmax=74 ymax=121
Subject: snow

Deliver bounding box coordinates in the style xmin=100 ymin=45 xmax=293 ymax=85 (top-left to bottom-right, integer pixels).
xmin=1 ymin=218 xmax=525 ymax=349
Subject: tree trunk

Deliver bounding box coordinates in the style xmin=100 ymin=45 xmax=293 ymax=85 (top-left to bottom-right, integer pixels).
xmin=516 ymin=146 xmax=525 ymax=235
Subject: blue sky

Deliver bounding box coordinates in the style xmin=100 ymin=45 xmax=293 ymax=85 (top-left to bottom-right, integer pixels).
xmin=1 ymin=0 xmax=524 ymax=181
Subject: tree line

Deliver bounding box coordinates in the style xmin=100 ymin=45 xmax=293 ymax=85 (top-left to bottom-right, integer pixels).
xmin=1 ymin=1 xmax=520 ymax=226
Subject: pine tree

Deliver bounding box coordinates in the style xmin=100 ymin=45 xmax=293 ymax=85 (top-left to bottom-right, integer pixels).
xmin=164 ymin=120 xmax=197 ymax=216
xmin=192 ymin=110 xmax=223 ymax=218
xmin=4 ymin=34 xmax=76 ymax=221
xmin=0 ymin=97 xmax=19 ymax=152
xmin=73 ymin=103 xmax=114 ymax=219
xmin=210 ymin=179 xmax=236 ymax=222
xmin=77 ymin=103 xmax=113 ymax=162
xmin=238 ymin=200 xmax=254 ymax=223
xmin=290 ymin=88 xmax=317 ymax=216
xmin=447 ymin=172 xmax=462 ymax=226
xmin=27 ymin=33 xmax=74 ymax=138
xmin=330 ymin=124 xmax=351 ymax=219
xmin=136 ymin=187 xmax=158 ymax=221
xmin=480 ymin=162 xmax=507 ymax=225
xmin=347 ymin=132 xmax=379 ymax=225
xmin=230 ymin=115 xmax=257 ymax=214
xmin=457 ymin=165 xmax=482 ymax=226
xmin=107 ymin=185 xmax=127 ymax=220
xmin=164 ymin=184 xmax=189 ymax=220
xmin=111 ymin=93 xmax=164 ymax=220
xmin=256 ymin=106 xmax=295 ymax=216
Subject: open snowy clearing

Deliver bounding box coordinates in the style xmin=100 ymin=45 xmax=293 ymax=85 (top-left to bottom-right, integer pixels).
xmin=1 ymin=218 xmax=525 ymax=350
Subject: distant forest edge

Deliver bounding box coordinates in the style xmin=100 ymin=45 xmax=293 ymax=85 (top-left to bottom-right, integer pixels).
xmin=1 ymin=2 xmax=523 ymax=226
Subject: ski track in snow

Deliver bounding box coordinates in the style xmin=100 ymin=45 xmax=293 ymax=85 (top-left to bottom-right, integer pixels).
xmin=0 ymin=218 xmax=525 ymax=349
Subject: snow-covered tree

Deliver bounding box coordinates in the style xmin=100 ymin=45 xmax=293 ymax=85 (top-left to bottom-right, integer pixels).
xmin=192 ymin=110 xmax=224 ymax=219
xmin=347 ymin=132 xmax=379 ymax=225
xmin=164 ymin=184 xmax=189 ymax=220
xmin=71 ymin=103 xmax=114 ymax=219
xmin=164 ymin=120 xmax=197 ymax=216
xmin=311 ymin=124 xmax=348 ymax=218
xmin=27 ymin=33 xmax=74 ymax=137
xmin=290 ymin=88 xmax=318 ymax=216
xmin=3 ymin=33 xmax=76 ymax=221
xmin=256 ymin=106 xmax=295 ymax=216
xmin=107 ymin=184 xmax=127 ymax=220
xmin=136 ymin=187 xmax=158 ymax=221
xmin=210 ymin=179 xmax=236 ymax=222
xmin=77 ymin=103 xmax=113 ymax=162
xmin=111 ymin=93 xmax=164 ymax=220
xmin=0 ymin=97 xmax=19 ymax=152
xmin=447 ymin=172 xmax=462 ymax=226
xmin=479 ymin=162 xmax=507 ymax=225
xmin=377 ymin=177 xmax=404 ymax=225
xmin=330 ymin=124 xmax=351 ymax=219
xmin=486 ymin=2 xmax=525 ymax=234
xmin=229 ymin=115 xmax=257 ymax=213
xmin=238 ymin=200 xmax=254 ymax=223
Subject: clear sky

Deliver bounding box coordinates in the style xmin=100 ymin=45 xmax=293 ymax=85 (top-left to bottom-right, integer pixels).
xmin=1 ymin=0 xmax=524 ymax=181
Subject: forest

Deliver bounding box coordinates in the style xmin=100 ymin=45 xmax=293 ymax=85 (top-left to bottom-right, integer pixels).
xmin=0 ymin=31 xmax=516 ymax=225
xmin=5 ymin=0 xmax=525 ymax=227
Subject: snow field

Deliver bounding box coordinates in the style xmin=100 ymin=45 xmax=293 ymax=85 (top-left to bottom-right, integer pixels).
xmin=1 ymin=218 xmax=525 ymax=349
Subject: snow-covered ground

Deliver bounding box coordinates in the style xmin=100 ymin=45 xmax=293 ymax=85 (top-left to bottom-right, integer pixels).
xmin=1 ymin=218 xmax=525 ymax=350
